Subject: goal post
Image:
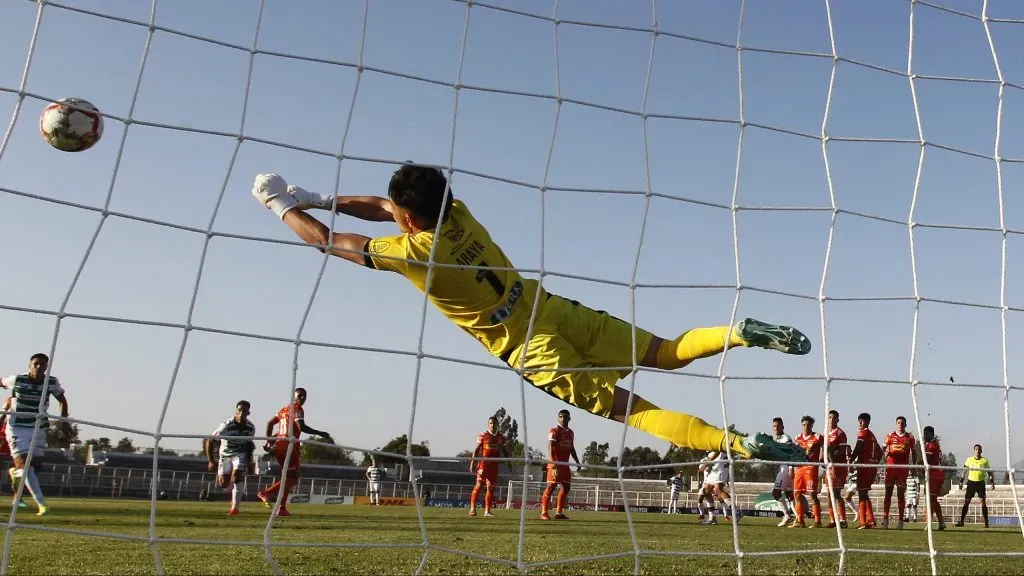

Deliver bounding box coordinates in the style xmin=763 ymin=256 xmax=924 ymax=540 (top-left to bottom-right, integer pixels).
xmin=504 ymin=480 xmax=601 ymax=512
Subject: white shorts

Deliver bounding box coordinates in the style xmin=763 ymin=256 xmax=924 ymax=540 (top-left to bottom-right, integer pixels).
xmin=906 ymin=497 xmax=918 ymax=507
xmin=704 ymin=472 xmax=720 ymax=487
xmin=5 ymin=425 xmax=45 ymax=458
xmin=369 ymin=482 xmax=381 ymax=493
xmin=218 ymin=454 xmax=248 ymax=478
xmin=774 ymin=468 xmax=793 ymax=492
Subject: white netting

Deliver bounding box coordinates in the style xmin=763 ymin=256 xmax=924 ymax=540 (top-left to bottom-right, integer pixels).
xmin=1 ymin=0 xmax=1024 ymax=574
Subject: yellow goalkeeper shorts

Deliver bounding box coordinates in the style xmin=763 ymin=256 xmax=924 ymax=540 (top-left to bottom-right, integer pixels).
xmin=503 ymin=293 xmax=654 ymax=419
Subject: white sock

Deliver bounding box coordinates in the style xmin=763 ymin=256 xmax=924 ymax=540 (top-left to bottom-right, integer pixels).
xmin=778 ymin=494 xmax=792 ymax=516
xmin=231 ymin=483 xmax=241 ymax=509
xmin=697 ymin=500 xmax=706 ymax=516
xmin=23 ymin=468 xmax=44 ymax=507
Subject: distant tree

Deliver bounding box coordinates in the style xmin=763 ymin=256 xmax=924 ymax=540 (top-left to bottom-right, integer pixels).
xmin=301 ymin=435 xmax=355 ymax=466
xmin=941 ymin=451 xmax=958 ymax=482
xmin=361 ymin=434 xmax=430 ymax=467
xmin=85 ymin=437 xmax=113 ymax=452
xmin=490 ymin=407 xmax=544 ymax=463
xmin=113 ymin=437 xmax=136 ymax=453
xmin=620 ymin=446 xmax=663 ymax=479
xmin=456 ymin=449 xmax=474 ymax=458
xmin=581 ymin=441 xmax=613 ymax=477
xmin=45 ymin=423 xmax=79 ymax=449
xmin=663 ymin=445 xmax=707 ymax=483
xmin=141 ymin=447 xmax=178 ymax=457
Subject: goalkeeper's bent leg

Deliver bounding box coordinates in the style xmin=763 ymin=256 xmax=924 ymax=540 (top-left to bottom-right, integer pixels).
xmin=653 ymin=326 xmax=749 ymax=370
xmin=623 ymin=395 xmax=752 ymax=458
xmin=650 ymin=320 xmax=811 ymax=371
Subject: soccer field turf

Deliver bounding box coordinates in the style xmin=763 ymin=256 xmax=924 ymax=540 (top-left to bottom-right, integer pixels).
xmin=1 ymin=499 xmax=1019 ymax=575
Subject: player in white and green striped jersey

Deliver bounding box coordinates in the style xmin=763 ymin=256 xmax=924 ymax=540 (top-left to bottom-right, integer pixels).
xmin=904 ymin=475 xmax=920 ymax=522
xmin=366 ymin=455 xmax=386 ymax=505
xmin=204 ymin=401 xmax=257 ymax=516
xmin=0 ymin=353 xmax=71 ymax=516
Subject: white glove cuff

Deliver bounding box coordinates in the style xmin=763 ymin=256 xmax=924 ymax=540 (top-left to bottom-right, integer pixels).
xmin=268 ymin=195 xmax=298 ymax=219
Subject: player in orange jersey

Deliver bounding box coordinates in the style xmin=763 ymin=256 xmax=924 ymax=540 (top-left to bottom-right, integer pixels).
xmin=792 ymin=416 xmax=824 ymax=528
xmin=468 ymin=416 xmax=509 ymax=517
xmin=850 ymin=412 xmax=881 ymax=529
xmin=921 ymin=426 xmax=947 ymax=530
xmin=881 ymin=416 xmax=918 ymax=529
xmin=824 ymin=409 xmax=851 ymax=528
xmin=540 ymin=410 xmax=580 ymax=520
xmin=256 ymin=388 xmax=332 ymax=516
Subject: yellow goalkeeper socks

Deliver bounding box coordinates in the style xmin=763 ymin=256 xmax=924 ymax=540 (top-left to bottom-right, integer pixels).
xmin=625 ymin=397 xmax=751 ymax=457
xmin=655 ymin=326 xmax=748 ymax=370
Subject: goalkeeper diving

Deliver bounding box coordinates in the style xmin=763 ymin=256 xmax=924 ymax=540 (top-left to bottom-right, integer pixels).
xmin=250 ymin=165 xmax=810 ymax=463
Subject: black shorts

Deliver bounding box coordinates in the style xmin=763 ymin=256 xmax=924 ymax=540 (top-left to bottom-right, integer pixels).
xmin=964 ymin=480 xmax=986 ymax=500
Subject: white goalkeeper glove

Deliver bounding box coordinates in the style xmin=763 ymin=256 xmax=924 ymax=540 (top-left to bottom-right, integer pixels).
xmin=252 ymin=173 xmax=298 ymax=219
xmin=287 ymin=185 xmax=335 ymax=211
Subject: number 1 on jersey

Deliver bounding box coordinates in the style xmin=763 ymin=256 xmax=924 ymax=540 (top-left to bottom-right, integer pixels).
xmin=475 ymin=260 xmax=505 ymax=296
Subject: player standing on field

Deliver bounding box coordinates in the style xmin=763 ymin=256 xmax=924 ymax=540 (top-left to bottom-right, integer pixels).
xmin=824 ymin=410 xmax=851 ymax=528
xmin=666 ymin=471 xmax=685 ymax=515
xmin=204 ymin=400 xmax=257 ymax=516
xmin=956 ymin=444 xmax=995 ymax=528
xmin=257 ymin=388 xmax=332 ymax=516
xmin=540 ymin=410 xmax=580 ymax=520
xmin=881 ymin=416 xmax=918 ymax=530
xmin=850 ymin=413 xmax=881 ymax=529
xmin=695 ymin=453 xmax=716 ymax=524
xmin=249 ymin=167 xmax=809 ymax=464
xmin=0 ymin=353 xmax=70 ymax=516
xmin=468 ymin=416 xmax=508 ymax=517
xmin=921 ymin=426 xmax=947 ymax=530
xmin=904 ymin=475 xmax=920 ymax=522
xmin=365 ymin=455 xmax=385 ymax=506
xmin=770 ymin=417 xmax=797 ymax=527
xmin=792 ymin=416 xmax=824 ymax=528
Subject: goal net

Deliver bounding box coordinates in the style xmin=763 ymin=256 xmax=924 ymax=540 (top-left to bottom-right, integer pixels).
xmin=1 ymin=0 xmax=1023 ymax=574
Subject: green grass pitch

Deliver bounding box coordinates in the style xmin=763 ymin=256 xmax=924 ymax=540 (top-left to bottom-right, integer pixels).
xmin=0 ymin=499 xmax=1019 ymax=575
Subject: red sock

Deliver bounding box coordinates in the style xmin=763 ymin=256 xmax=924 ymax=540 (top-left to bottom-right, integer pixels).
xmin=931 ymin=496 xmax=944 ymax=524
xmin=898 ymin=494 xmax=906 ymax=521
xmin=556 ymin=488 xmax=567 ymax=514
xmin=837 ymin=499 xmax=847 ymax=522
xmin=812 ymin=500 xmax=821 ymax=524
xmin=865 ymin=499 xmax=876 ymax=526
xmin=484 ymin=486 xmax=493 ymax=511
xmin=470 ymin=485 xmax=481 ymax=509
xmin=541 ymin=484 xmax=554 ymax=514
xmin=858 ymin=500 xmax=867 ymax=526
xmin=794 ymin=497 xmax=806 ymax=524
xmin=265 ymin=480 xmax=281 ymax=496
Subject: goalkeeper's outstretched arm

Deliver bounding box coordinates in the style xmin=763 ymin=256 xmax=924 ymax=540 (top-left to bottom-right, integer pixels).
xmin=251 ymin=173 xmax=376 ymax=267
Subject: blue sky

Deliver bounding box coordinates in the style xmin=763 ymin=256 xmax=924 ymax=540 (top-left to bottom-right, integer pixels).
xmin=1 ymin=0 xmax=1024 ymax=475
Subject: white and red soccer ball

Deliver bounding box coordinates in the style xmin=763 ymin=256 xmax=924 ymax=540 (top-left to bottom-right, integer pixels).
xmin=39 ymin=97 xmax=103 ymax=152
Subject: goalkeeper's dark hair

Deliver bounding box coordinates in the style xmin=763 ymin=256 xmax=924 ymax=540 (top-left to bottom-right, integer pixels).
xmin=388 ymin=163 xmax=453 ymax=226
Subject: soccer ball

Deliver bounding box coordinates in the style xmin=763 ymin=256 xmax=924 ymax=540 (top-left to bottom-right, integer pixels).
xmin=39 ymin=97 xmax=103 ymax=152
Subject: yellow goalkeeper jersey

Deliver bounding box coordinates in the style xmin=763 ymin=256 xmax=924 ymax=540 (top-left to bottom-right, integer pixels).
xmin=367 ymin=200 xmax=540 ymax=358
